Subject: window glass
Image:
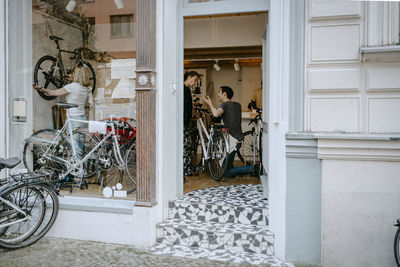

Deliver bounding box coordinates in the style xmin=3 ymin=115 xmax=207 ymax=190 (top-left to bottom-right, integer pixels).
xmin=9 ymin=0 xmax=137 ymax=201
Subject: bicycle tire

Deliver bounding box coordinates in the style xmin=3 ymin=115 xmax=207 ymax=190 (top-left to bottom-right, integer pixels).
xmin=0 ymin=182 xmax=58 ymax=249
xmin=96 ymin=142 xmax=136 ymax=195
xmin=77 ymin=60 xmax=96 ymax=95
xmin=23 ymin=129 xmax=70 ymax=174
xmin=241 ymin=130 xmax=259 ymax=165
xmin=395 ymin=227 xmax=400 ymax=266
xmin=124 ymin=141 xmax=137 ymax=193
xmin=34 ymin=55 xmax=64 ymax=101
xmin=208 ymin=132 xmax=229 ymax=181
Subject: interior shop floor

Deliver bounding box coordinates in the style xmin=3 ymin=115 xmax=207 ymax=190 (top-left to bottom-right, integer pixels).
xmin=58 ymin=169 xmax=260 ymax=200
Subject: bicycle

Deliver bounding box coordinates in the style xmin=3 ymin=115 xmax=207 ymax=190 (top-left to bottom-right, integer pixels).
xmin=34 ymin=35 xmax=96 ymax=101
xmin=194 ymin=107 xmax=230 ymax=181
xmin=241 ymin=109 xmax=263 ymax=177
xmin=394 ymin=219 xmax=400 ymax=266
xmin=23 ymin=103 xmax=137 ymax=194
xmin=0 ymin=158 xmax=59 ymax=249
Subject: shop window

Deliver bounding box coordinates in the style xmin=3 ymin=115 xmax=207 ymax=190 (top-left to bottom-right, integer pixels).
xmin=7 ymin=1 xmax=137 ymax=201
xmin=110 ymin=14 xmax=134 ymax=38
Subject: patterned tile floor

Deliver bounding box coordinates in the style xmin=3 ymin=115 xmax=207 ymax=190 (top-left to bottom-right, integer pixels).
xmin=177 ymin=184 xmax=268 ymax=209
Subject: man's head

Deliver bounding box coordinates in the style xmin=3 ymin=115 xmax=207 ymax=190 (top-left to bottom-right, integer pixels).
xmin=184 ymin=71 xmax=199 ymax=88
xmin=218 ymin=86 xmax=234 ymax=101
xmin=69 ymin=65 xmax=90 ymax=87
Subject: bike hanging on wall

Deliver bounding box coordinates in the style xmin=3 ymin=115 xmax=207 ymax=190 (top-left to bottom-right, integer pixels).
xmin=33 ymin=35 xmax=96 ymax=101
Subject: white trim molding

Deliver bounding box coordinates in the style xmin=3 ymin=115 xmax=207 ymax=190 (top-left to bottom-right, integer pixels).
xmin=286 ymin=133 xmax=318 ymax=159
xmin=316 ymin=134 xmax=400 ymax=161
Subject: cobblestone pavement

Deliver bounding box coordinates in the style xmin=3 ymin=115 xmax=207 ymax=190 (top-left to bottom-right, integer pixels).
xmin=0 ymin=237 xmax=266 ymax=267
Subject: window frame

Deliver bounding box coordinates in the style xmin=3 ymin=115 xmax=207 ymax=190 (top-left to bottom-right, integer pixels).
xmin=110 ymin=14 xmax=134 ymax=39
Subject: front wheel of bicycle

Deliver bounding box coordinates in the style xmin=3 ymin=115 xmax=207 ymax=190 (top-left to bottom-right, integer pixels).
xmin=96 ymin=143 xmax=136 ymax=195
xmin=0 ymin=182 xmax=59 ymax=249
xmin=76 ymin=60 xmax=96 ymax=95
xmin=34 ymin=55 xmax=64 ymax=101
xmin=394 ymin=226 xmax=400 ymax=266
xmin=208 ymin=132 xmax=229 ymax=181
xmin=125 ymin=141 xmax=137 ymax=193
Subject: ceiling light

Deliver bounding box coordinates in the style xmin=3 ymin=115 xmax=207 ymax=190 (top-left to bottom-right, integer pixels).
xmin=114 ymin=0 xmax=124 ymax=9
xmin=213 ymin=60 xmax=221 ymax=71
xmin=234 ymin=59 xmax=240 ymax=71
xmin=65 ymin=0 xmax=76 ymax=12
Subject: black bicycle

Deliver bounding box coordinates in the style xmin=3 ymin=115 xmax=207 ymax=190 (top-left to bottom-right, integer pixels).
xmin=34 ymin=35 xmax=96 ymax=101
xmin=394 ymin=219 xmax=400 ymax=266
xmin=0 ymin=158 xmax=59 ymax=249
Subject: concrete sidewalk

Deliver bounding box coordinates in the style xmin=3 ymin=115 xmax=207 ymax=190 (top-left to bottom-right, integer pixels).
xmin=0 ymin=237 xmax=260 ymax=267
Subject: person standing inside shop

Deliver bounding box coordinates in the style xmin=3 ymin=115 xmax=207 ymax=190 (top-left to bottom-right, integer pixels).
xmin=183 ymin=71 xmax=200 ymax=177
xmin=33 ymin=65 xmax=93 ymax=159
xmin=204 ymin=86 xmax=257 ymax=178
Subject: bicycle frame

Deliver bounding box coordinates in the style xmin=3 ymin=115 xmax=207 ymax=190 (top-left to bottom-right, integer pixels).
xmin=196 ymin=117 xmax=229 ymax=163
xmin=0 ymin=196 xmax=28 ymax=227
xmin=36 ymin=110 xmax=125 ymax=179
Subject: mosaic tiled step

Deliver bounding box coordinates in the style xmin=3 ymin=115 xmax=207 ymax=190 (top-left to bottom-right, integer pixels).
xmin=150 ymin=243 xmax=289 ymax=267
xmin=169 ymin=184 xmax=269 ymax=226
xmin=168 ymin=199 xmax=268 ymax=226
xmin=156 ymin=219 xmax=274 ymax=255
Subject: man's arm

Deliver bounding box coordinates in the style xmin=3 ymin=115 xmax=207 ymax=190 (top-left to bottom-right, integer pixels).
xmin=204 ymin=96 xmax=224 ymax=117
xmin=34 ymin=84 xmax=68 ymax=96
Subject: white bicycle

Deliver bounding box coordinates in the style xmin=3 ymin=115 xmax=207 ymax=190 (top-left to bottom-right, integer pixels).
xmin=23 ymin=103 xmax=137 ymax=194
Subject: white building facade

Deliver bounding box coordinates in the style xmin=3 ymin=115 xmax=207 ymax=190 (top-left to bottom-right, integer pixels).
xmin=0 ymin=0 xmax=400 ymax=266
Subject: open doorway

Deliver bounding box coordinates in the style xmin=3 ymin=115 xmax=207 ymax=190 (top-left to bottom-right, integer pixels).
xmin=182 ymin=12 xmax=267 ymax=194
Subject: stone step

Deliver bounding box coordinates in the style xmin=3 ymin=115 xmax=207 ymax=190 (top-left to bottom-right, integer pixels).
xmin=168 ymin=184 xmax=268 ymax=226
xmin=156 ymin=219 xmax=274 ymax=255
xmin=149 ymin=243 xmax=290 ymax=267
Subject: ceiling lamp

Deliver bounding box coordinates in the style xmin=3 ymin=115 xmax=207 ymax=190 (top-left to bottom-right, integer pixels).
xmin=65 ymin=0 xmax=76 ymax=12
xmin=114 ymin=0 xmax=124 ymax=9
xmin=234 ymin=59 xmax=240 ymax=71
xmin=213 ymin=60 xmax=221 ymax=71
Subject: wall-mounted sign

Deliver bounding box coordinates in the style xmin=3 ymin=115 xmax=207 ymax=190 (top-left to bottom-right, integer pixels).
xmin=12 ymin=98 xmax=27 ymax=123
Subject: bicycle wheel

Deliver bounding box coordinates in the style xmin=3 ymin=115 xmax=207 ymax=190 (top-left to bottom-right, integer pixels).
xmin=124 ymin=141 xmax=137 ymax=193
xmin=190 ymin=129 xmax=203 ymax=170
xmin=0 ymin=182 xmax=58 ymax=249
xmin=23 ymin=129 xmax=70 ymax=174
xmin=395 ymin=226 xmax=400 ymax=266
xmin=208 ymin=132 xmax=229 ymax=181
xmin=242 ymin=130 xmax=260 ymax=166
xmin=72 ymin=129 xmax=100 ymax=179
xmin=96 ymin=143 xmax=136 ymax=195
xmin=77 ymin=61 xmax=96 ymax=95
xmin=34 ymin=55 xmax=64 ymax=101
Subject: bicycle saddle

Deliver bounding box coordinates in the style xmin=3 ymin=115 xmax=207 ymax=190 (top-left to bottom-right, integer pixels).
xmin=49 ymin=35 xmax=63 ymax=41
xmin=56 ymin=102 xmax=79 ymax=109
xmin=0 ymin=157 xmax=21 ymax=169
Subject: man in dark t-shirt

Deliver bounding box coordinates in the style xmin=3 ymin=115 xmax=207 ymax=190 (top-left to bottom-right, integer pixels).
xmin=203 ymin=86 xmax=256 ymax=178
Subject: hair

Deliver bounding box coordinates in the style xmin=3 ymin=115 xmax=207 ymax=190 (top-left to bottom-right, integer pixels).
xmin=184 ymin=71 xmax=199 ymax=81
xmin=72 ymin=65 xmax=91 ymax=87
xmin=220 ymin=86 xmax=234 ymax=99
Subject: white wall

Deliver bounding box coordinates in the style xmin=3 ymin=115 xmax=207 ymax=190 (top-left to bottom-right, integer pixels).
xmin=304 ymin=0 xmax=400 ymax=134
xmin=321 ymin=156 xmax=400 ymax=266
xmin=184 ymin=14 xmax=266 ymax=48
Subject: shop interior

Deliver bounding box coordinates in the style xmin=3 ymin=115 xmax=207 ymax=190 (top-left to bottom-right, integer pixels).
xmin=28 ymin=0 xmax=266 ymax=199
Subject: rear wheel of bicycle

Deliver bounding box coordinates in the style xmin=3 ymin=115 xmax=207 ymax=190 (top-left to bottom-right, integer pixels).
xmin=208 ymin=132 xmax=229 ymax=181
xmin=96 ymin=143 xmax=136 ymax=195
xmin=0 ymin=182 xmax=59 ymax=249
xmin=34 ymin=55 xmax=64 ymax=101
xmin=394 ymin=227 xmax=400 ymax=266
xmin=23 ymin=129 xmax=70 ymax=174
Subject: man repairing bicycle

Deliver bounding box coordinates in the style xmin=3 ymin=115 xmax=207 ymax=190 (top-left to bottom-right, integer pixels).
xmin=203 ymin=86 xmax=257 ymax=178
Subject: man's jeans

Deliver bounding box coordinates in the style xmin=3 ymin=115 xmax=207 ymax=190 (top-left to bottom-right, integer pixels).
xmin=224 ymin=150 xmax=254 ymax=178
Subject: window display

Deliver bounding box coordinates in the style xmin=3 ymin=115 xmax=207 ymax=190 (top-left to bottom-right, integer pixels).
xmin=19 ymin=0 xmax=138 ymax=200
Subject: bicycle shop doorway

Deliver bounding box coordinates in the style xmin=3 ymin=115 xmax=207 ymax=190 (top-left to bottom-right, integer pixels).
xmin=181 ymin=7 xmax=268 ymax=195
